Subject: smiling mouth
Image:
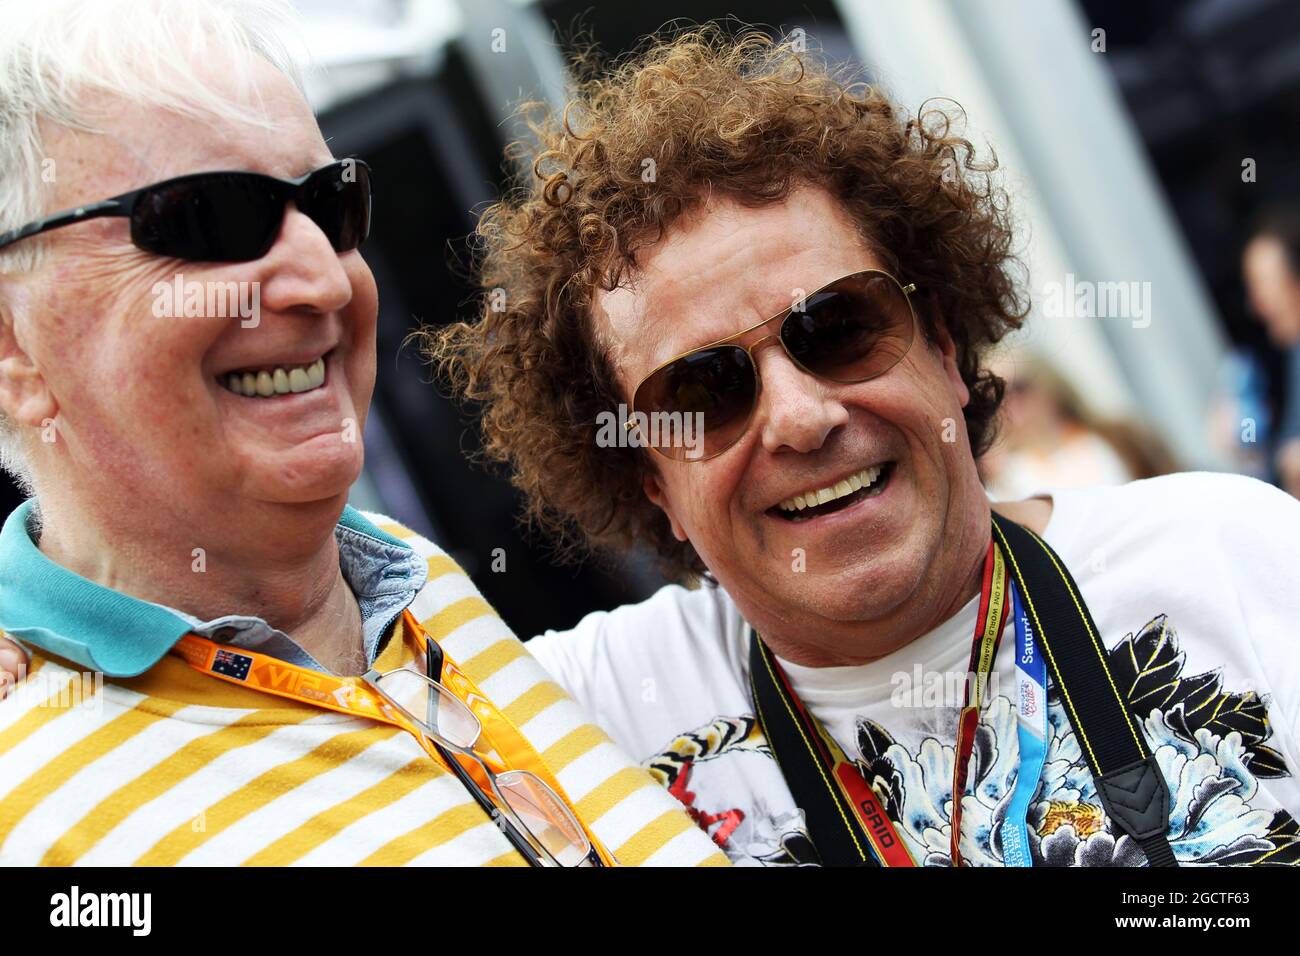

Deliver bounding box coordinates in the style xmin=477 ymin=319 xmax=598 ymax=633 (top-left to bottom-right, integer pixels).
xmin=770 ymin=461 xmax=895 ymax=522
xmin=218 ymin=352 xmax=330 ymax=398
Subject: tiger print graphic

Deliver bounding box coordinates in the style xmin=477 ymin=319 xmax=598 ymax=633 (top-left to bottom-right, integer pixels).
xmin=643 ymin=715 xmax=818 ymax=864
xmin=644 ymin=715 xmax=768 ymax=789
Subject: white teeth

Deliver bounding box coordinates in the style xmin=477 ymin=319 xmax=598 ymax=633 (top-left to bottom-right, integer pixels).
xmin=777 ymin=464 xmax=887 ymax=513
xmin=221 ymin=356 xmax=328 ymax=397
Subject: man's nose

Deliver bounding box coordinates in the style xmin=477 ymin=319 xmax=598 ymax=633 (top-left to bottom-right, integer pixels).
xmin=255 ymin=204 xmax=354 ymax=316
xmin=752 ymin=342 xmax=850 ymax=454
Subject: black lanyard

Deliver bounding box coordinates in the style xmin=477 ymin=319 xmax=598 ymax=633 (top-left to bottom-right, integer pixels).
xmin=749 ymin=636 xmax=915 ymax=866
xmin=749 ymin=514 xmax=1177 ymax=867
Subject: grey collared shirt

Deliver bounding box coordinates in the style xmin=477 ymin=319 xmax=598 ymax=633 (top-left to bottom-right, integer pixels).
xmin=156 ymin=520 xmax=428 ymax=673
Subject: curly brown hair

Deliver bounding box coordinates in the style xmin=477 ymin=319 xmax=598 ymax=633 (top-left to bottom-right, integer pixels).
xmin=424 ymin=25 xmax=1028 ymax=581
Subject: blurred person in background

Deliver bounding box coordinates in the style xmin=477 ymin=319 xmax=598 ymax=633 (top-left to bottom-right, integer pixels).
xmin=1242 ymin=206 xmax=1300 ymax=498
xmin=980 ymin=353 xmax=1178 ymax=501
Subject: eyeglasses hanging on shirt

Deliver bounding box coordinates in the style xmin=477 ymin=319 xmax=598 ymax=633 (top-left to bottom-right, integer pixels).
xmin=174 ymin=608 xmax=614 ymax=867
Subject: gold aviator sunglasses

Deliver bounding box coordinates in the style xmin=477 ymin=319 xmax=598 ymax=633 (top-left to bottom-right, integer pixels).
xmin=626 ymin=269 xmax=917 ymax=461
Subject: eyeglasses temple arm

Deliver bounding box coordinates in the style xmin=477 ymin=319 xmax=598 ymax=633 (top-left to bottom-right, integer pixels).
xmin=408 ymin=618 xmax=572 ymax=866
xmin=0 ymin=199 xmax=128 ymax=252
xmin=406 ymin=643 xmax=545 ymax=866
xmin=424 ymin=641 xmax=446 ymax=734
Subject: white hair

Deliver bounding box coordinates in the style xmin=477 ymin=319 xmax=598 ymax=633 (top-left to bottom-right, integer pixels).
xmin=0 ymin=0 xmax=310 ymax=487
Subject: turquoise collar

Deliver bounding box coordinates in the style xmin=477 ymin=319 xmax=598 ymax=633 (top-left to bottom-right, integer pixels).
xmin=0 ymin=500 xmax=413 ymax=677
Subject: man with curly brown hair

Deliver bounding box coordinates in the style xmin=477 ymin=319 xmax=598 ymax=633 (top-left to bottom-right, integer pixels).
xmin=426 ymin=27 xmax=1300 ymax=867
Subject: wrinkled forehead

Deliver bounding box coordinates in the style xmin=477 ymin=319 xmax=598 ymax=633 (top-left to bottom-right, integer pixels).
xmin=43 ymin=53 xmax=331 ymax=211
xmin=590 ymin=187 xmax=879 ymax=393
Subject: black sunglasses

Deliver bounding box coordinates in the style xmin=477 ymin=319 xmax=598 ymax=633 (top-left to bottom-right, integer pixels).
xmin=629 ymin=269 xmax=917 ymax=461
xmin=0 ymin=159 xmax=372 ymax=263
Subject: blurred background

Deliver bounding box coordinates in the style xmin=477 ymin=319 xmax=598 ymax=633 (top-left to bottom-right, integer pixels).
xmin=13 ymin=0 xmax=1294 ymax=636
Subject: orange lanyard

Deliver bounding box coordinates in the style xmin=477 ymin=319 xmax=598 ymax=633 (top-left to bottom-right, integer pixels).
xmin=172 ymin=609 xmax=616 ymax=866
xmin=950 ymin=540 xmax=1010 ymax=866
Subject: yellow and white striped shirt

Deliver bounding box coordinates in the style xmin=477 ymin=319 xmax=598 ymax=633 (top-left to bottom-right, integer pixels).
xmin=0 ymin=511 xmax=727 ymax=867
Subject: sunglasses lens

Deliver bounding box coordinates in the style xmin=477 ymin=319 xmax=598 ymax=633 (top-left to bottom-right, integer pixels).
xmin=781 ymin=271 xmax=914 ymax=382
xmin=633 ymin=345 xmax=756 ymax=460
xmin=497 ymin=770 xmax=591 ymax=866
xmin=130 ymin=162 xmax=371 ymax=263
xmin=300 ymin=161 xmax=372 ymax=253
xmin=132 ymin=173 xmax=283 ymax=262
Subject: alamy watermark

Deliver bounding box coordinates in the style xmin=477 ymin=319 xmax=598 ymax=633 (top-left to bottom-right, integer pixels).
xmin=8 ymin=668 xmax=104 ymax=715
xmin=595 ymin=403 xmax=705 ymax=459
xmin=1041 ymin=273 xmax=1151 ymax=329
xmin=50 ymin=886 xmax=151 ymax=936
xmin=891 ymin=664 xmax=1001 ymax=708
xmin=151 ymin=274 xmax=261 ymax=328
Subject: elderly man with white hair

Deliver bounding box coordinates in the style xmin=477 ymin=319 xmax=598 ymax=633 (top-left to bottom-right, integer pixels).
xmin=0 ymin=0 xmax=724 ymax=868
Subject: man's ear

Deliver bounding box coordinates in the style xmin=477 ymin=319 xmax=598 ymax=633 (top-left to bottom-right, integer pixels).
xmin=929 ymin=308 xmax=970 ymax=410
xmin=0 ymin=295 xmax=57 ymax=427
xmin=643 ymin=470 xmax=689 ymax=543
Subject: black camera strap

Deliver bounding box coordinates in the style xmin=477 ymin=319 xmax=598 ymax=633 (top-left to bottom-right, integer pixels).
xmin=990 ymin=513 xmax=1176 ymax=866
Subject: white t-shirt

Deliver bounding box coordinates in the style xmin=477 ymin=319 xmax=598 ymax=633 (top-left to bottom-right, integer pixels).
xmin=528 ymin=472 xmax=1300 ymax=866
